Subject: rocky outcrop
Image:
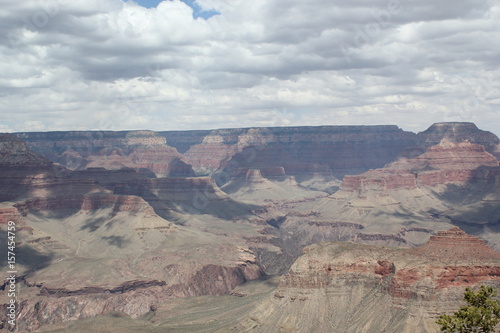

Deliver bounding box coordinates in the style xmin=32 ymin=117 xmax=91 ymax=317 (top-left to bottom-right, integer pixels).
xmin=417 ymin=122 xmax=499 ymax=154
xmin=0 ymin=134 xmax=52 ymax=168
xmin=217 ymin=125 xmax=419 ymax=179
xmin=410 ymin=227 xmax=500 ymax=261
xmin=341 ymin=139 xmax=499 ymax=195
xmin=152 ymin=126 xmax=416 ymax=178
xmin=280 ymin=139 xmax=500 ymax=255
xmin=221 ymin=168 xmax=328 ymax=205
xmin=234 ymin=228 xmax=500 ymax=332
xmin=0 ymin=133 xmax=272 ymax=332
xmin=0 ymin=134 xmax=59 ymax=201
xmin=0 ymin=206 xmax=24 ymax=225
xmin=11 ymin=261 xmax=263 ymax=332
xmin=3 ymin=123 xmax=499 ymax=332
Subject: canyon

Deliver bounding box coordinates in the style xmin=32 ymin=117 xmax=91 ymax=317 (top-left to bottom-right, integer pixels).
xmin=1 ymin=122 xmax=499 ymax=332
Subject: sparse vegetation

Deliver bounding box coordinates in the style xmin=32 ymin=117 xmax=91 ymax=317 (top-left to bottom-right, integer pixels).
xmin=437 ymin=286 xmax=500 ymax=333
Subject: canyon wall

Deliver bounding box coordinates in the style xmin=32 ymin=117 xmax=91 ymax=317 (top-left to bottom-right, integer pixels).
xmin=341 ymin=139 xmax=499 ymax=195
xmin=16 ymin=125 xmax=420 ymax=179
xmin=417 ymin=122 xmax=499 ymax=153
xmin=234 ymin=228 xmax=500 ymax=333
xmin=16 ymin=122 xmax=499 ymax=182
xmin=15 ymin=131 xmax=194 ymax=177
xmin=0 ymin=134 xmax=272 ymax=331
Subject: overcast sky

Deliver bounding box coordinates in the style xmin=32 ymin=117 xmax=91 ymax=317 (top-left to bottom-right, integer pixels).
xmin=1 ymin=0 xmax=499 ymax=135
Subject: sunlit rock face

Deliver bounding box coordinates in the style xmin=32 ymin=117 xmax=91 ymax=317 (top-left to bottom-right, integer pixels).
xmin=234 ymin=228 xmax=500 ymax=333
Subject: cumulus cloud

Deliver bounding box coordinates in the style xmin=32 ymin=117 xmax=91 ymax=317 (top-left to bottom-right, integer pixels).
xmin=0 ymin=0 xmax=499 ymax=135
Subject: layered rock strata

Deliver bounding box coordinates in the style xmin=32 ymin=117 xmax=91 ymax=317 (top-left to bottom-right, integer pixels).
xmin=234 ymin=228 xmax=500 ymax=332
xmin=15 ymin=123 xmax=499 ymax=183
xmin=15 ymin=131 xmax=195 ymax=177
xmin=417 ymin=122 xmax=499 ymax=154
xmin=341 ymin=139 xmax=499 ymax=195
xmin=0 ymin=134 xmax=275 ymax=332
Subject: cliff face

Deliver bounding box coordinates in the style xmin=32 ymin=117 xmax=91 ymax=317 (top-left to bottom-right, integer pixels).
xmin=0 ymin=134 xmax=52 ymax=168
xmin=12 ymin=262 xmax=263 ymax=332
xmin=274 ymin=139 xmax=500 ymax=258
xmin=163 ymin=123 xmax=500 ymax=180
xmin=214 ymin=125 xmax=419 ymax=179
xmin=0 ymin=134 xmax=61 ymax=202
xmin=15 ymin=123 xmax=498 ymax=182
xmin=15 ymin=131 xmax=195 ymax=177
xmin=3 ymin=122 xmax=500 ymax=331
xmin=220 ymin=168 xmax=328 ymax=205
xmin=341 ymin=139 xmax=499 ymax=194
xmin=234 ymin=228 xmax=500 ymax=332
xmin=141 ymin=126 xmax=414 ymax=178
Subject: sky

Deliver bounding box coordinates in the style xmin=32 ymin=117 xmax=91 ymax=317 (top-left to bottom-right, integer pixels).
xmin=0 ymin=0 xmax=499 ymax=135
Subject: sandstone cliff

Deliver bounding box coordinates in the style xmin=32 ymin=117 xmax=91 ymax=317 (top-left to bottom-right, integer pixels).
xmin=341 ymin=139 xmax=499 ymax=194
xmin=3 ymin=123 xmax=500 ymax=332
xmin=221 ymin=168 xmax=328 ymax=204
xmin=233 ymin=228 xmax=500 ymax=332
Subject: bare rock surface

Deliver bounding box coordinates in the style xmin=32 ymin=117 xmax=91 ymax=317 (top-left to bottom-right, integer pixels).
xmin=416 ymin=122 xmax=499 ymax=154
xmin=233 ymin=228 xmax=500 ymax=332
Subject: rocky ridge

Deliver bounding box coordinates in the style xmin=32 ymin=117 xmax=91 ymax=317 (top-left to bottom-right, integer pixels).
xmin=416 ymin=122 xmax=499 ymax=154
xmin=341 ymin=139 xmax=499 ymax=194
xmin=233 ymin=227 xmax=500 ymax=332
xmin=15 ymin=122 xmax=499 ymax=190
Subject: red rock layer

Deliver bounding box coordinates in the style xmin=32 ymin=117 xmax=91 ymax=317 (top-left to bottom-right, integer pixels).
xmin=278 ymin=228 xmax=500 ymax=305
xmin=410 ymin=227 xmax=500 ymax=261
xmin=0 ymin=207 xmax=24 ymax=224
xmin=341 ymin=140 xmax=500 ymax=194
xmin=14 ymin=123 xmax=499 ymax=181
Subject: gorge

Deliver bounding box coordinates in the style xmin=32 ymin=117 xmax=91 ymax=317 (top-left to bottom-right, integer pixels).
xmin=1 ymin=122 xmax=499 ymax=332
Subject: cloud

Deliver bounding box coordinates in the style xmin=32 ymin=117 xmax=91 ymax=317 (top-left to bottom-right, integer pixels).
xmin=0 ymin=0 xmax=499 ymax=136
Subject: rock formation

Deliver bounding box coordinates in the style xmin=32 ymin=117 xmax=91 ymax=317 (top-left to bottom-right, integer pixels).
xmin=0 ymin=134 xmax=275 ymax=331
xmin=2 ymin=122 xmax=500 ymax=331
xmin=417 ymin=122 xmax=499 ymax=154
xmin=221 ymin=167 xmax=328 ymax=205
xmin=341 ymin=139 xmax=499 ymax=194
xmin=271 ymin=138 xmax=500 ymax=258
xmin=15 ymin=131 xmax=195 ymax=177
xmin=15 ymin=122 xmax=498 ymax=185
xmin=233 ymin=227 xmax=500 ymax=332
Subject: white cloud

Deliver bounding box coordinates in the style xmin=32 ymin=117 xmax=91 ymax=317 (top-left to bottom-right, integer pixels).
xmin=0 ymin=0 xmax=499 ymax=136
